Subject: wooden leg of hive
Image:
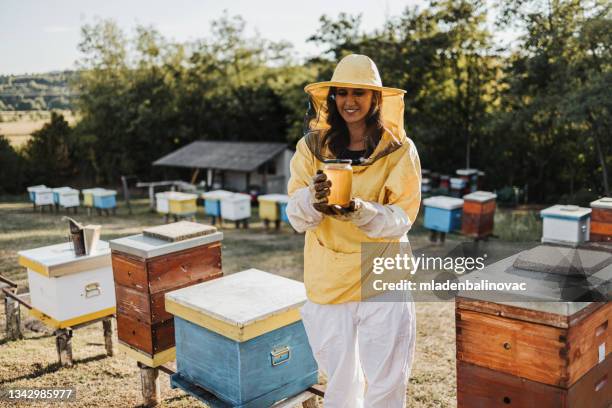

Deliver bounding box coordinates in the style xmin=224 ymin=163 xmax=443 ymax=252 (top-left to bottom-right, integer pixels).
xmin=139 ymin=362 xmax=160 ymax=407
xmin=55 ymin=328 xmax=73 ymax=367
xmin=302 ymin=396 xmax=319 ymax=408
xmin=103 ymin=318 xmax=113 ymax=357
xmin=4 ymin=293 xmax=23 ymax=341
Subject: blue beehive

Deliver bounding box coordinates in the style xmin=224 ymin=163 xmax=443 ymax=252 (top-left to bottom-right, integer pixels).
xmin=93 ymin=189 xmax=117 ymax=209
xmin=423 ymin=196 xmax=464 ymax=233
xmin=201 ymin=190 xmax=233 ymax=217
xmin=165 ymin=269 xmax=318 ymax=408
xmin=279 ymin=202 xmax=289 ymax=223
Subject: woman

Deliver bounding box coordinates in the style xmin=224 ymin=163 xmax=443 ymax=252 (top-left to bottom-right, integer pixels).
xmin=286 ymin=54 xmax=421 ymax=408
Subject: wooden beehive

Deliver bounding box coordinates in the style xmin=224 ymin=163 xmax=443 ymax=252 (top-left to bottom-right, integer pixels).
xmin=166 ymin=269 xmax=318 ymax=407
xmin=456 ymin=244 xmax=611 ymax=407
xmin=109 ymin=222 xmax=223 ymax=367
xmin=461 ymin=191 xmax=497 ymax=239
xmin=19 ymin=241 xmax=116 ymax=329
xmin=591 ymin=197 xmax=612 ymax=242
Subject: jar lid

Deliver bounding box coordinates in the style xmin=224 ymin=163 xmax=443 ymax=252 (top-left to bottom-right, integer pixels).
xmin=323 ymin=159 xmax=353 ymax=164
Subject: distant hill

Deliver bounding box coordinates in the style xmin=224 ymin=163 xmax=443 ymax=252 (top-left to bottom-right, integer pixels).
xmin=0 ymin=71 xmax=78 ymax=111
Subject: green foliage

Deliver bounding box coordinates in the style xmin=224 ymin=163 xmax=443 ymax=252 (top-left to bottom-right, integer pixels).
xmin=22 ymin=112 xmax=78 ymax=185
xmin=0 ymin=135 xmax=25 ymax=193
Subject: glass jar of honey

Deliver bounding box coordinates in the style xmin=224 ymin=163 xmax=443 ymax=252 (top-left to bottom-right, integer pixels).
xmin=323 ymin=159 xmax=353 ymax=207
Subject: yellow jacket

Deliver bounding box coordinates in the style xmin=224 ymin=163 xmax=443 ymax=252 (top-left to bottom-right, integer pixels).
xmin=287 ymin=128 xmax=421 ymax=304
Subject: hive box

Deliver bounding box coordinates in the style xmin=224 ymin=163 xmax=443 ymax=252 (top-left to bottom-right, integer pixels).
xmin=257 ymin=194 xmax=289 ymax=222
xmin=27 ymin=185 xmax=54 ymax=206
xmin=82 ymin=188 xmax=107 ymax=207
xmin=541 ymin=205 xmax=591 ymax=245
xmin=423 ymin=196 xmax=464 ymax=233
xmin=462 ymin=191 xmax=497 ymax=239
xmin=456 ymin=168 xmax=479 ymax=193
xmin=110 ymin=225 xmax=223 ymax=367
xmin=456 ymin=245 xmax=611 ymax=407
xmin=590 ymin=197 xmax=612 ymax=242
xmin=166 ymin=269 xmax=318 ymax=408
xmin=421 ymin=178 xmax=431 ymax=194
xmin=155 ymin=191 xmax=171 ymax=214
xmin=220 ymin=193 xmax=251 ymax=221
xmin=201 ymin=190 xmax=233 ymax=217
xmin=19 ymin=241 xmax=115 ymax=328
xmin=52 ymin=187 xmax=80 ymax=208
xmin=93 ymin=189 xmax=117 ymax=209
xmin=450 ymin=177 xmax=468 ymax=197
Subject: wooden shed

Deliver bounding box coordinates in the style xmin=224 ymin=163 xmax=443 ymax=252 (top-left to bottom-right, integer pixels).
xmin=153 ymin=141 xmax=292 ymax=194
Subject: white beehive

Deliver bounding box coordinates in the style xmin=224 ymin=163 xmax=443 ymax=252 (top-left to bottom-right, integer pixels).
xmin=540 ymin=205 xmax=591 ymax=245
xmin=19 ymin=241 xmax=116 ymax=328
xmin=220 ymin=193 xmax=251 ymax=221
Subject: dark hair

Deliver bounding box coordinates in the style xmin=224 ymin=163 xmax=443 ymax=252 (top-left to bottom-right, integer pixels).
xmin=323 ymin=87 xmax=384 ymax=158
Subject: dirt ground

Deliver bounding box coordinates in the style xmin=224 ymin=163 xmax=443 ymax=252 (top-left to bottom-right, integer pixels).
xmin=0 ymin=198 xmax=474 ymax=407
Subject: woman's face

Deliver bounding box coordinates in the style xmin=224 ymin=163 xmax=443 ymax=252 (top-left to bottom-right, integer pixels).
xmin=334 ymin=87 xmax=373 ymax=125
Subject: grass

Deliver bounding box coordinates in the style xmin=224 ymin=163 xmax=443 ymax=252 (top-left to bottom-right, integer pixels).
xmin=0 ymin=198 xmax=542 ymax=407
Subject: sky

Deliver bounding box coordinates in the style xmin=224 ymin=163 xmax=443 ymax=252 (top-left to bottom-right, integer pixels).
xmin=0 ymin=0 xmax=517 ymax=75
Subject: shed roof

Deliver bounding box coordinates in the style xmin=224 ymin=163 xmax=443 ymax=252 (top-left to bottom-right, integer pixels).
xmin=153 ymin=141 xmax=288 ymax=172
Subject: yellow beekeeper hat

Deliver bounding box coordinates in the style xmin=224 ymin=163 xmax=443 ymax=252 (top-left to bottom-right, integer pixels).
xmin=304 ymin=54 xmax=406 ymax=97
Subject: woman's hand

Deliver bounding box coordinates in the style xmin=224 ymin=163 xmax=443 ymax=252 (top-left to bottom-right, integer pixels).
xmin=328 ymin=198 xmax=377 ymax=225
xmin=309 ymin=170 xmax=336 ymax=215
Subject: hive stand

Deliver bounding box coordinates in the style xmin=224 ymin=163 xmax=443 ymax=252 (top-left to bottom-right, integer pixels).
xmin=2 ymin=286 xmax=24 ymax=341
xmin=136 ymin=364 xmax=322 ymax=408
xmin=52 ymin=316 xmax=114 ymax=367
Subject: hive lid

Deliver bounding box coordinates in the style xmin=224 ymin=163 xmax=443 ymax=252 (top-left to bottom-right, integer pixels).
xmin=143 ymin=221 xmax=217 ymax=242
xmin=258 ymin=194 xmax=289 ymax=203
xmin=591 ymin=197 xmax=612 ymax=210
xmin=456 ymin=168 xmax=478 ymax=176
xmin=540 ymin=205 xmax=591 ymax=219
xmin=463 ymin=191 xmax=497 ymax=202
xmin=224 ymin=192 xmax=251 ymax=202
xmin=18 ymin=241 xmax=111 ymax=277
xmin=93 ymin=189 xmax=117 ymax=197
xmin=27 ymin=185 xmax=47 ymax=192
xmin=201 ymin=190 xmax=233 ymax=199
xmin=110 ymin=230 xmax=223 ymax=259
xmin=422 ymin=196 xmax=464 ymax=210
xmin=52 ymin=187 xmax=73 ymax=193
xmin=513 ymin=245 xmax=612 ymax=277
xmin=81 ymin=187 xmax=107 ymax=194
xmin=165 ymin=269 xmax=306 ymax=342
xmin=458 ymin=248 xmax=611 ymax=314
xmin=421 ymin=178 xmax=431 ymax=184
xmin=166 ymin=191 xmax=197 ymax=200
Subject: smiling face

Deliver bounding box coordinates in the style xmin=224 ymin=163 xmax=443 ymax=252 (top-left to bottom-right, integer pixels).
xmin=334 ymin=87 xmax=374 ymax=125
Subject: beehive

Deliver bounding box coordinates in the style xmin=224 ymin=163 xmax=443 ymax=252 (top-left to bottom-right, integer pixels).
xmin=257 ymin=194 xmax=289 ymax=222
xmin=541 ymin=205 xmax=591 ymax=245
xmin=456 ymin=244 xmax=611 ymax=407
xmin=220 ymin=193 xmax=251 ymax=221
xmin=461 ymin=191 xmax=497 ymax=239
xmin=110 ymin=222 xmax=223 ymax=367
xmin=52 ymin=187 xmax=80 ymax=209
xmin=423 ymin=196 xmax=464 ymax=233
xmin=456 ymin=168 xmax=479 ymax=193
xmin=201 ymin=190 xmax=233 ymax=217
xmin=166 ymin=269 xmax=318 ymax=407
xmin=27 ymin=185 xmax=54 ymax=206
xmin=450 ymin=177 xmax=468 ymax=197
xmin=590 ymin=197 xmax=612 ymax=242
xmin=19 ymin=241 xmax=116 ymax=329
xmin=82 ymin=188 xmax=107 ymax=208
xmin=92 ymin=189 xmax=117 ymax=209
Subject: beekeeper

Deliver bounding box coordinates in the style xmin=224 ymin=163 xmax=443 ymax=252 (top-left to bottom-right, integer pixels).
xmin=286 ymin=54 xmax=422 ymax=408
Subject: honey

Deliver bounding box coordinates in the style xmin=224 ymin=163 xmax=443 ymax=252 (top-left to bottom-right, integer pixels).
xmin=324 ymin=160 xmax=353 ymax=206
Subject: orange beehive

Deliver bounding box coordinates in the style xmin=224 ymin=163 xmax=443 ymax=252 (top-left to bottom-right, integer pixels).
xmin=590 ymin=197 xmax=612 ymax=242
xmin=461 ymin=191 xmax=497 ymax=239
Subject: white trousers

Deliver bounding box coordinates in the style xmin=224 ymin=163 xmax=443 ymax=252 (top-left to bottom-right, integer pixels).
xmin=300 ymin=295 xmax=416 ymax=408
